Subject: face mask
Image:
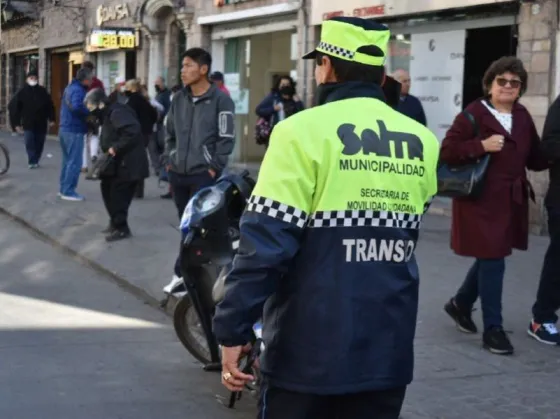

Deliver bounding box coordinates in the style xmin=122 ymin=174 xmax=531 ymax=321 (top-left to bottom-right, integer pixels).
xmin=279 ymin=86 xmax=294 ymax=96
xmin=155 ymin=85 xmax=162 ymax=93
xmin=27 ymin=79 xmax=38 ymax=87
xmin=120 ymin=86 xmax=126 ymax=93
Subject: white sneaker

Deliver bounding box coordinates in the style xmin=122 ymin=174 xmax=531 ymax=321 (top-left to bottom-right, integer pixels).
xmin=60 ymin=193 xmax=85 ymax=202
xmin=163 ymin=274 xmax=187 ymax=297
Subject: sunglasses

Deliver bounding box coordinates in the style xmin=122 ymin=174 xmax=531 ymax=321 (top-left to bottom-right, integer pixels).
xmin=496 ymin=77 xmax=522 ymax=89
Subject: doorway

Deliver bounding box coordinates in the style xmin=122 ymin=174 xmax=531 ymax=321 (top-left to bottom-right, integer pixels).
xmin=125 ymin=51 xmax=137 ymax=80
xmin=462 ymin=25 xmax=517 ymax=107
xmin=49 ymin=52 xmax=70 ymax=135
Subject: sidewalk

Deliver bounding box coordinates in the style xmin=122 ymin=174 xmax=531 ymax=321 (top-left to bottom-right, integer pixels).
xmin=2 ymin=132 xmax=560 ymax=418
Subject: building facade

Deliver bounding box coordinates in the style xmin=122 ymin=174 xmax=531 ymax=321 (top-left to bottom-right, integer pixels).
xmin=308 ymin=0 xmax=558 ymax=234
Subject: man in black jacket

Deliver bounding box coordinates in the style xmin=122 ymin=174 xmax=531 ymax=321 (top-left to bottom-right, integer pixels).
xmin=528 ymin=97 xmax=560 ymax=346
xmin=9 ymin=71 xmax=55 ymax=168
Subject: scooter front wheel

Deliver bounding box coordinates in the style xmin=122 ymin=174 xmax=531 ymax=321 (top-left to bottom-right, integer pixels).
xmin=173 ymin=295 xmax=213 ymax=365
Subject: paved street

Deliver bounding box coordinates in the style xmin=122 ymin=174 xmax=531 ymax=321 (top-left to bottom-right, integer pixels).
xmin=1 ymin=133 xmax=560 ymax=418
xmin=0 ymin=214 xmax=254 ymax=418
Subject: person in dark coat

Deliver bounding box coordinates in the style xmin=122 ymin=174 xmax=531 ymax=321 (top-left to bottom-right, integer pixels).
xmin=9 ymin=70 xmax=55 ymax=168
xmin=440 ymin=57 xmax=549 ymax=355
xmin=84 ymin=88 xmax=149 ymax=242
xmin=124 ymin=79 xmax=158 ymax=198
xmin=393 ymin=69 xmax=427 ymax=126
xmin=527 ymin=95 xmax=560 ymax=345
xmin=255 ymin=75 xmax=304 ymax=146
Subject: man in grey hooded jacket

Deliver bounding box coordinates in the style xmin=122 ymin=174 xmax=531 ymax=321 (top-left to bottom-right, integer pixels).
xmin=165 ymin=47 xmax=235 ymax=279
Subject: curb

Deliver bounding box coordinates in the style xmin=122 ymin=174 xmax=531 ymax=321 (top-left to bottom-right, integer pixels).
xmin=0 ymin=205 xmax=175 ymax=316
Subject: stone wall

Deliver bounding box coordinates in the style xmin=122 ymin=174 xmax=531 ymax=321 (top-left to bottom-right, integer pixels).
xmin=517 ymin=0 xmax=557 ymax=234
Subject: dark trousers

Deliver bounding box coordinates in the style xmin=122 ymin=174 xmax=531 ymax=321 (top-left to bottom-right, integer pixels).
xmin=169 ymin=171 xmax=215 ymax=277
xmin=532 ymin=208 xmax=560 ymax=324
xmin=24 ymin=128 xmax=47 ymax=165
xmin=454 ymin=258 xmax=506 ymax=330
xmin=258 ymin=385 xmax=406 ymax=419
xmin=101 ymin=178 xmax=138 ymax=233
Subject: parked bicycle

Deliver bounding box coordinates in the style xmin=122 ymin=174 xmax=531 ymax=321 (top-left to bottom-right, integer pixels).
xmin=0 ymin=141 xmax=9 ymax=176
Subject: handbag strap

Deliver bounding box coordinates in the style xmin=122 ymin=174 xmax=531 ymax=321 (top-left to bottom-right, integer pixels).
xmin=461 ymin=110 xmax=479 ymax=137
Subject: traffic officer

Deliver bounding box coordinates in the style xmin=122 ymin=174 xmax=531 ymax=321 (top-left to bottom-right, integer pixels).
xmin=213 ymin=16 xmax=439 ymax=419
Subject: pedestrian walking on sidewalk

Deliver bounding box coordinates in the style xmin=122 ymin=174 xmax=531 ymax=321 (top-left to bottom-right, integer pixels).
xmin=8 ymin=70 xmax=55 ymax=168
xmin=441 ymin=57 xmax=549 ymax=355
xmin=84 ymin=88 xmax=149 ymax=242
xmin=163 ymin=47 xmax=235 ymax=282
xmin=58 ymin=67 xmax=92 ymax=202
xmin=527 ymin=95 xmax=560 ymax=346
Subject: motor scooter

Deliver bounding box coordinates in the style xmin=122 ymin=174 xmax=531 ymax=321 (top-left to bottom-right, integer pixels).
xmin=161 ymin=170 xmax=263 ymax=380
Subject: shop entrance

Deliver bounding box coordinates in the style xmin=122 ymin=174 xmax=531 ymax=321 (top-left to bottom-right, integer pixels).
xmin=125 ymin=51 xmax=137 ymax=80
xmin=462 ymin=25 xmax=517 ymax=107
xmin=50 ymin=52 xmax=70 ymax=135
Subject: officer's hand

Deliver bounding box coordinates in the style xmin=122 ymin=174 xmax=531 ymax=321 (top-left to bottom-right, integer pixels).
xmin=221 ymin=344 xmax=254 ymax=392
xmin=482 ymin=134 xmax=505 ymax=153
xmin=208 ymin=168 xmax=216 ymax=178
xmin=273 ymin=103 xmax=282 ymax=112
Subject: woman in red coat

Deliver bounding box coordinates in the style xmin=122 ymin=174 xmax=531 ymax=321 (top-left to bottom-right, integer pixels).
xmin=441 ymin=57 xmax=548 ymax=355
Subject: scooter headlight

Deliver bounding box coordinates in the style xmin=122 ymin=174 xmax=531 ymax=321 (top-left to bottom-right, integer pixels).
xmin=180 ymin=200 xmax=194 ymax=232
xmin=195 ymin=188 xmax=223 ymax=213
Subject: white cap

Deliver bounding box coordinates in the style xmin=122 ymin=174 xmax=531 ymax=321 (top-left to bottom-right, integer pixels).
xmin=115 ymin=76 xmax=125 ymax=85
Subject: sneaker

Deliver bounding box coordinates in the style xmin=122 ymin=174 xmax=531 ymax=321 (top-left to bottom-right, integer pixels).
xmin=105 ymin=230 xmax=131 ymax=242
xmin=60 ymin=193 xmax=85 ymax=202
xmin=528 ymin=321 xmax=560 ymax=345
xmin=444 ymin=298 xmax=478 ymax=333
xmin=483 ymin=327 xmax=514 ymax=355
xmin=28 ymin=164 xmax=38 ymax=169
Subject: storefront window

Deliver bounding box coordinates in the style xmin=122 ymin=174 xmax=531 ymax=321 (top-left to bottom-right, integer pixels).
xmin=386 ymin=34 xmax=411 ymax=74
xmin=13 ymin=54 xmax=39 ymax=90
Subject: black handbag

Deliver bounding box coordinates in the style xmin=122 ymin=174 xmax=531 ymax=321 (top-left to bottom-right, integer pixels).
xmin=437 ymin=110 xmax=490 ymax=198
xmin=92 ymin=153 xmax=117 ymax=179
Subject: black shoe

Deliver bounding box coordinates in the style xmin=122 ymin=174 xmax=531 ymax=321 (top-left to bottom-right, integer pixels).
xmin=483 ymin=327 xmax=514 ymax=355
xmin=101 ymin=224 xmax=114 ymax=234
xmin=105 ymin=230 xmax=131 ymax=242
xmin=444 ymin=298 xmax=478 ymax=334
xmin=160 ymin=192 xmax=173 ymax=199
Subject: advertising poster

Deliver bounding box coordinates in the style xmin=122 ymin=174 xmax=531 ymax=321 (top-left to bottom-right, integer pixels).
xmin=409 ymin=30 xmax=466 ymax=142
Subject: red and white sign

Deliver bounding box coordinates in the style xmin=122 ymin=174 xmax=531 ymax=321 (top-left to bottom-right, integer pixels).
xmin=311 ymin=0 xmax=513 ymax=25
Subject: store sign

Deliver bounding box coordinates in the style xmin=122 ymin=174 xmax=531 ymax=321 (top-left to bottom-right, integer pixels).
xmin=96 ymin=3 xmax=130 ymax=26
xmin=312 ymin=0 xmax=513 ymax=25
xmin=409 ymin=30 xmax=466 ymax=142
xmin=86 ymin=27 xmax=139 ymax=53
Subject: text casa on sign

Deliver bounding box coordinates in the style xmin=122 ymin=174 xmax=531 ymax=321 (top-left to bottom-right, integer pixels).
xmin=96 ymin=3 xmax=130 ymax=26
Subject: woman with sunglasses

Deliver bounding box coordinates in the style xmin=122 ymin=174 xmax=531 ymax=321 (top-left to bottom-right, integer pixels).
xmin=440 ymin=56 xmax=548 ymax=355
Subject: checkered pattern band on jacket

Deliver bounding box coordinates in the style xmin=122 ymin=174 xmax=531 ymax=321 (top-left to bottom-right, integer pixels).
xmin=246 ymin=196 xmax=308 ymax=228
xmin=246 ymin=196 xmax=430 ymax=230
xmin=318 ymin=41 xmax=355 ymax=60
xmin=308 ymin=210 xmax=422 ymax=230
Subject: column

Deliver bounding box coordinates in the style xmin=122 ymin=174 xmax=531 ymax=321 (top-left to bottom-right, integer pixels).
xmin=517 ymin=0 xmax=557 ymax=234
xmin=148 ymin=32 xmax=166 ymax=98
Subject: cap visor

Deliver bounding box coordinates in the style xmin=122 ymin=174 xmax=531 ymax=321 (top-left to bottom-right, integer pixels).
xmin=302 ymin=49 xmax=317 ymax=60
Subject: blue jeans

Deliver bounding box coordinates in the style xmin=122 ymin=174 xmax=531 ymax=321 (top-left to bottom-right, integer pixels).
xmin=59 ymin=132 xmax=84 ymax=196
xmin=454 ymin=258 xmax=506 ymax=330
xmin=24 ymin=128 xmax=47 ymax=165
